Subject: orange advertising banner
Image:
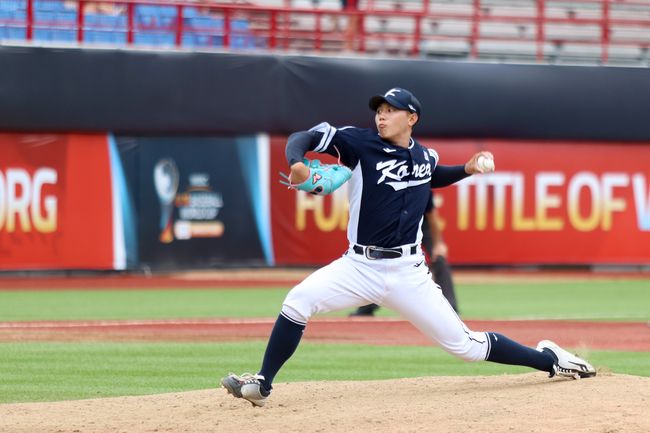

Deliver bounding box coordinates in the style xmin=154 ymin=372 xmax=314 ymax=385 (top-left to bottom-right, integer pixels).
xmin=0 ymin=133 xmax=115 ymax=269
xmin=271 ymin=136 xmax=650 ymax=265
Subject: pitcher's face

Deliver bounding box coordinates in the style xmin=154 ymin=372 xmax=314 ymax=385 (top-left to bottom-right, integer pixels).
xmin=375 ymin=102 xmax=417 ymax=144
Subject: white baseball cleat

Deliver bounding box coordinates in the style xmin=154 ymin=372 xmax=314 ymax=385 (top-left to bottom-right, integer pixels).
xmin=536 ymin=340 xmax=596 ymax=379
xmin=221 ymin=373 xmax=270 ymax=407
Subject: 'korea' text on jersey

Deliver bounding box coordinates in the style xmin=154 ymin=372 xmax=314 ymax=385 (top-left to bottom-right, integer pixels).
xmin=306 ymin=122 xmax=442 ymax=249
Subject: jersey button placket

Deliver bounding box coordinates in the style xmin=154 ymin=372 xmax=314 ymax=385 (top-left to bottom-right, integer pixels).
xmin=397 ymin=149 xmax=415 ymax=239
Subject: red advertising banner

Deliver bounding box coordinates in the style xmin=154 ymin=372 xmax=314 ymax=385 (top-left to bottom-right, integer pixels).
xmin=271 ymin=136 xmax=650 ymax=265
xmin=424 ymin=140 xmax=650 ymax=265
xmin=0 ymin=134 xmax=115 ymax=269
xmin=270 ymin=136 xmax=349 ymax=265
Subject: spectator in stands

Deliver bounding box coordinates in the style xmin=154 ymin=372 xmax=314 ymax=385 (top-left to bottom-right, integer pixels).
xmin=350 ymin=190 xmax=459 ymax=316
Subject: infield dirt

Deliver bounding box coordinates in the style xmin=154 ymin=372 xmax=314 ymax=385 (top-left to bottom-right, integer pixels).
xmin=1 ymin=373 xmax=648 ymax=433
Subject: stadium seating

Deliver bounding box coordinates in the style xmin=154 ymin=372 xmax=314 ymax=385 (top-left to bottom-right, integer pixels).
xmin=0 ymin=0 xmax=258 ymax=49
xmin=1 ymin=0 xmax=649 ymax=65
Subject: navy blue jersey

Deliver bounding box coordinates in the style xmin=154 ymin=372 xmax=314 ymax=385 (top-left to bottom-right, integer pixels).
xmin=306 ymin=122 xmax=442 ymax=248
xmin=422 ymin=192 xmax=435 ymax=253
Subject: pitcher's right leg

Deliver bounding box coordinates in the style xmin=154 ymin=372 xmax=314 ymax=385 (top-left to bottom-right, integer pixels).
xmin=223 ymin=254 xmax=384 ymax=406
xmin=282 ymin=253 xmax=384 ymax=324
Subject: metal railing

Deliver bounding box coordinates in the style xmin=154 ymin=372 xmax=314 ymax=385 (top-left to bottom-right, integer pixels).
xmin=2 ymin=0 xmax=650 ymax=63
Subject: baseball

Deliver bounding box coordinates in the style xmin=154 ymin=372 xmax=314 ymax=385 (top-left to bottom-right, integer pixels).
xmin=477 ymin=155 xmax=495 ymax=172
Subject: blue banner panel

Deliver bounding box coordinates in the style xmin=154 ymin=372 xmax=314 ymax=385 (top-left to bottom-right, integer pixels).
xmin=116 ymin=136 xmax=266 ymax=269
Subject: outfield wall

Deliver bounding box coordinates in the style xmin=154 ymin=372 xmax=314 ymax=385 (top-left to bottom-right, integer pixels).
xmin=3 ymin=46 xmax=650 ymax=141
xmin=2 ymin=46 xmax=650 ymax=270
xmin=2 ymin=133 xmax=649 ymax=270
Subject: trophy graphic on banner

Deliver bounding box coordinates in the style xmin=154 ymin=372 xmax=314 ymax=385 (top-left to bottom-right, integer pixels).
xmin=154 ymin=158 xmax=180 ymax=244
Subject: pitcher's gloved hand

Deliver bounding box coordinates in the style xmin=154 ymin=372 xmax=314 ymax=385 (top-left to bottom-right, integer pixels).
xmin=280 ymin=158 xmax=352 ymax=196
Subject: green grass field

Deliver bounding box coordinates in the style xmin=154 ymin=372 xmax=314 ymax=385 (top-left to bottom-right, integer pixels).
xmin=1 ymin=279 xmax=648 ymax=321
xmin=0 ymin=278 xmax=648 ymax=404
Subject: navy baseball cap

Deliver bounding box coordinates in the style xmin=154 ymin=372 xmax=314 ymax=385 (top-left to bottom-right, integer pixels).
xmin=369 ymin=87 xmax=422 ymax=116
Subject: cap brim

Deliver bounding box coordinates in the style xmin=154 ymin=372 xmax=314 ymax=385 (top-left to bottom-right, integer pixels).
xmin=369 ymin=95 xmax=415 ymax=113
xmin=368 ymin=95 xmax=387 ymax=111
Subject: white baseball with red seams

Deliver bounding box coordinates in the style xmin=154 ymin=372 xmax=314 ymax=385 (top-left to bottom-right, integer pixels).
xmin=477 ymin=155 xmax=495 ymax=173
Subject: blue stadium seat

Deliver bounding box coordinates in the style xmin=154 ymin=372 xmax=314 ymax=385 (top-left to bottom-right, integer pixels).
xmin=182 ymin=32 xmax=223 ymax=48
xmin=0 ymin=1 xmax=256 ymax=50
xmin=6 ymin=27 xmax=26 ymax=39
xmin=155 ymin=5 xmax=177 ymax=18
xmin=1 ymin=0 xmax=25 ymax=12
xmin=10 ymin=10 xmax=26 ymax=20
xmin=55 ymin=10 xmax=76 ymax=21
xmin=2 ymin=9 xmax=26 ymax=35
xmin=231 ymin=18 xmax=251 ymax=49
xmin=34 ymin=0 xmax=65 ymax=11
xmin=182 ymin=15 xmax=224 ymax=48
xmin=182 ymin=7 xmax=200 ymax=18
xmin=34 ymin=10 xmax=56 ymax=22
xmin=135 ymin=5 xmax=156 ymax=27
xmin=34 ymin=0 xmax=48 ymax=10
xmin=84 ymin=13 xmax=102 ymax=36
xmin=132 ymin=5 xmax=181 ymax=45
xmin=49 ymin=28 xmax=76 ymax=42
xmin=93 ymin=31 xmax=119 ymax=44
xmin=181 ymin=33 xmax=196 ymax=46
xmin=83 ymin=13 xmax=126 ymax=41
xmin=134 ymin=32 xmax=156 ymax=45
xmin=187 ymin=15 xmax=223 ymax=32
xmin=98 ymin=14 xmax=126 ymax=29
xmin=88 ymin=29 xmax=126 ymax=44
xmin=110 ymin=32 xmax=127 ymax=44
xmin=33 ymin=28 xmax=53 ymax=40
xmin=134 ymin=32 xmax=176 ymax=46
xmin=50 ymin=0 xmax=67 ymax=11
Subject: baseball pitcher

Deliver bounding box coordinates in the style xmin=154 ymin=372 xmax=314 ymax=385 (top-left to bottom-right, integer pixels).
xmin=222 ymin=87 xmax=596 ymax=407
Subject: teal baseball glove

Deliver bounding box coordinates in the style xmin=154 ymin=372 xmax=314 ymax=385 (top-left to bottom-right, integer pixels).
xmin=280 ymin=159 xmax=352 ymax=196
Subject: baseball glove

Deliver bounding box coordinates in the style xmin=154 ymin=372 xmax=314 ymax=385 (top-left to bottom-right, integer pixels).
xmin=280 ymin=158 xmax=352 ymax=196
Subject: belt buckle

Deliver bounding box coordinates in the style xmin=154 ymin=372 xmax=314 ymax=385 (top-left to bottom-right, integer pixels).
xmin=365 ymin=246 xmax=402 ymax=260
xmin=364 ymin=246 xmax=378 ymax=260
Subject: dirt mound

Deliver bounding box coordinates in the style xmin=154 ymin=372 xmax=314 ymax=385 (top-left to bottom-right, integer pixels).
xmin=2 ymin=373 xmax=648 ymax=433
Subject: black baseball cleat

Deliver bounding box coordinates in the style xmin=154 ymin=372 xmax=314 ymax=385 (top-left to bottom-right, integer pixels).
xmin=221 ymin=373 xmax=270 ymax=407
xmin=536 ymin=340 xmax=597 ymax=379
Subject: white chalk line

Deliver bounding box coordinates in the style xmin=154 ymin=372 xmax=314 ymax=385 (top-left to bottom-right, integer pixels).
xmin=0 ymin=316 xmax=644 ymax=330
xmin=0 ymin=317 xmax=408 ymax=329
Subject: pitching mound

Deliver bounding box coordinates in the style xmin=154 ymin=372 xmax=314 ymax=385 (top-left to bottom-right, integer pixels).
xmin=2 ymin=373 xmax=648 ymax=433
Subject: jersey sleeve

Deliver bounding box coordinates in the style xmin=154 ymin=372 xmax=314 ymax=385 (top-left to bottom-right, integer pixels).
xmin=430 ymin=165 xmax=470 ymax=187
xmin=427 ymin=147 xmax=470 ymax=187
xmin=307 ymin=122 xmax=359 ymax=168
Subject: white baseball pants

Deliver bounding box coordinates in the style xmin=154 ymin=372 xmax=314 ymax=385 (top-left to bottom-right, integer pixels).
xmin=282 ymin=247 xmax=490 ymax=362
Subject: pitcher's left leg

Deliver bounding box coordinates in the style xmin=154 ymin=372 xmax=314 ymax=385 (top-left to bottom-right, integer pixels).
xmin=385 ymin=269 xmax=489 ymax=361
xmin=384 ymin=259 xmax=555 ymax=374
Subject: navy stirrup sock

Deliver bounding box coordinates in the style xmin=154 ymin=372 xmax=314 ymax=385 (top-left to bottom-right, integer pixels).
xmin=486 ymin=333 xmax=555 ymax=374
xmin=258 ymin=314 xmax=305 ymax=392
